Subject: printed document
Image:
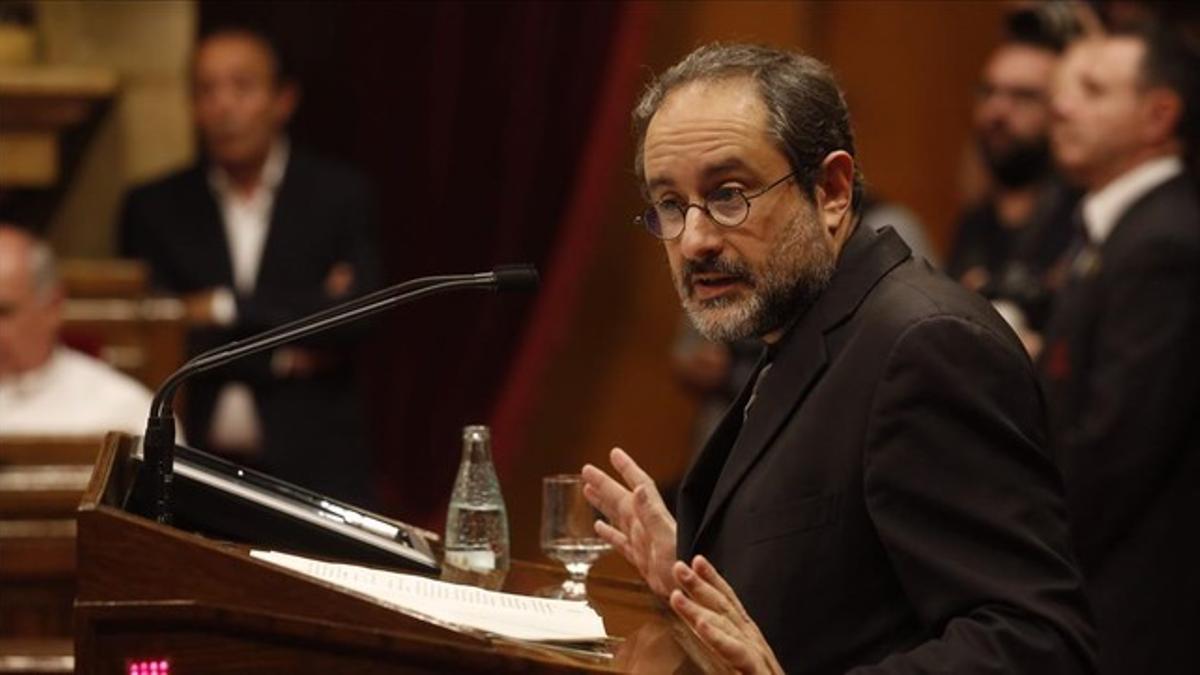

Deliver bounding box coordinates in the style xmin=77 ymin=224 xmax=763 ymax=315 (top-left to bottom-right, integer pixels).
xmin=250 ymin=550 xmax=607 ymax=642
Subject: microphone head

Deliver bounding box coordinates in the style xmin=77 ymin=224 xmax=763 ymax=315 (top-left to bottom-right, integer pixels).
xmin=492 ymin=264 xmax=540 ymax=292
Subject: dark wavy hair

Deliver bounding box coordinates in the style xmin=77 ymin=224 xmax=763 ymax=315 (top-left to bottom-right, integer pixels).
xmin=196 ymin=24 xmax=296 ymax=88
xmin=631 ymin=43 xmax=864 ymax=214
xmin=1118 ymin=22 xmax=1200 ymax=171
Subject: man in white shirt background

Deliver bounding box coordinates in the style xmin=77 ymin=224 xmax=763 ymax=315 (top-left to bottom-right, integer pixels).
xmin=118 ymin=25 xmax=381 ymax=505
xmin=1041 ymin=24 xmax=1200 ymax=674
xmin=0 ymin=224 xmax=152 ymax=437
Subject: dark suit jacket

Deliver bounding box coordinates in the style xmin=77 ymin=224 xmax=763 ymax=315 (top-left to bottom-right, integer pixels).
xmin=947 ymin=177 xmax=1080 ymax=331
xmin=117 ymin=147 xmax=382 ymax=505
xmin=1039 ymin=173 xmax=1200 ymax=674
xmin=677 ymin=226 xmax=1095 ymax=674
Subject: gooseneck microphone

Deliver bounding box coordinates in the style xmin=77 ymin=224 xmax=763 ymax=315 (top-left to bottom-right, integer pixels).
xmin=142 ymin=264 xmax=539 ymax=523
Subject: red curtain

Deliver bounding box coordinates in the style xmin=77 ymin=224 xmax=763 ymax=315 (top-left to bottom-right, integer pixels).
xmin=488 ymin=4 xmax=654 ymax=476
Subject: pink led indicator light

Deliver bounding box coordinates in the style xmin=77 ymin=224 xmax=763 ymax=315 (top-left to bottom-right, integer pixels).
xmin=127 ymin=659 xmax=170 ymax=675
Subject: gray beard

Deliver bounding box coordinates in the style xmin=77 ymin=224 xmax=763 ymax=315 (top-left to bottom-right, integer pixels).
xmin=678 ymin=210 xmax=836 ymax=343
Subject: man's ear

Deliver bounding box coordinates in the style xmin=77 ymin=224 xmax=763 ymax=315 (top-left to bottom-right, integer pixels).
xmin=815 ymin=151 xmax=855 ymax=249
xmin=1141 ymin=87 xmax=1183 ymax=147
xmin=43 ymin=284 xmax=66 ymax=335
xmin=274 ymin=82 xmax=300 ymax=125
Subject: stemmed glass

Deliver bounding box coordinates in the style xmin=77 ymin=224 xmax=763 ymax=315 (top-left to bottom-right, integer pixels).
xmin=540 ymin=474 xmax=612 ymax=600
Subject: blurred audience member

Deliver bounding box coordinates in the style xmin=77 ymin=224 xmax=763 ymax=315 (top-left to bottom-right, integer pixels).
xmin=0 ymin=225 xmax=151 ymax=436
xmin=949 ymin=6 xmax=1083 ymax=351
xmin=1043 ymin=26 xmax=1200 ymax=674
xmin=117 ymin=26 xmax=381 ymax=504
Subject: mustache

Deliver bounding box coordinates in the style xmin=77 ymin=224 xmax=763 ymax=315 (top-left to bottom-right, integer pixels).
xmin=680 ymin=256 xmax=755 ymax=289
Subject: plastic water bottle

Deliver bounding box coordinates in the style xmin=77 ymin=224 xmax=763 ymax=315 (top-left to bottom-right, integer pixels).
xmin=442 ymin=425 xmax=509 ymax=590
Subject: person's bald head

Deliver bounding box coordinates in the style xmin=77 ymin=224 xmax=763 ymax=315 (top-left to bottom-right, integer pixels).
xmin=0 ymin=225 xmax=63 ymax=378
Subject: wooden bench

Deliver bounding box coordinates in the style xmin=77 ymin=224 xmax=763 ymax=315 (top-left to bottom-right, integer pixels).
xmin=0 ymin=436 xmax=101 ymax=673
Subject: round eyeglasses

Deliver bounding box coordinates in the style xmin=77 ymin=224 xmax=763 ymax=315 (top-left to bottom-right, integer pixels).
xmin=635 ymin=171 xmax=797 ymax=240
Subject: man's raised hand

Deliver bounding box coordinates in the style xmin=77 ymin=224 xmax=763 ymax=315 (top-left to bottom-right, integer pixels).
xmin=581 ymin=447 xmax=678 ymax=597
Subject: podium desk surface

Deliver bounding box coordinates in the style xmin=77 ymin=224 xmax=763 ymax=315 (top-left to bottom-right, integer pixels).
xmin=74 ymin=433 xmax=723 ymax=673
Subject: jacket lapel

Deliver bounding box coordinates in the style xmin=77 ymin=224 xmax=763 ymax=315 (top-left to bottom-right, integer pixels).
xmin=191 ymin=167 xmax=235 ymax=289
xmin=254 ymin=150 xmax=302 ymax=296
xmin=683 ymin=225 xmax=912 ymax=554
xmin=686 ymin=309 xmax=828 ymax=554
xmin=676 ymin=347 xmax=770 ymax=553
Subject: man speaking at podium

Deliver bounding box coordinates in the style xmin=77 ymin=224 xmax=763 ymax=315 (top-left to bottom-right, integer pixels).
xmin=583 ymin=44 xmax=1095 ymax=674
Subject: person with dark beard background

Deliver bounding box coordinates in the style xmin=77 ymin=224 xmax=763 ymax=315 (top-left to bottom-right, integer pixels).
xmin=948 ymin=6 xmax=1083 ymax=353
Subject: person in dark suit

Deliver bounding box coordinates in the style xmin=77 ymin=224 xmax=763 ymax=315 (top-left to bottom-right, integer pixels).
xmin=118 ymin=27 xmax=381 ymax=505
xmin=1043 ymin=26 xmax=1200 ymax=674
xmin=948 ymin=7 xmax=1082 ymax=349
xmin=581 ymin=43 xmax=1094 ymax=674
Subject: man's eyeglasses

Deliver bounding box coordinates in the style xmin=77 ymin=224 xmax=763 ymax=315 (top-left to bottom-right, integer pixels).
xmin=635 ymin=171 xmax=797 ymax=240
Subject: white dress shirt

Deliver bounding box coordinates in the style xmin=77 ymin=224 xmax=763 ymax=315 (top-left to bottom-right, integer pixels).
xmin=0 ymin=347 xmax=153 ymax=437
xmin=208 ymin=138 xmax=290 ymax=300
xmin=204 ymin=138 xmax=289 ymax=452
xmin=1082 ymin=155 xmax=1184 ymax=245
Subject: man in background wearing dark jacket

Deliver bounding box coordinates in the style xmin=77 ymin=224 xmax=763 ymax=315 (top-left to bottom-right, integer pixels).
xmin=119 ymin=26 xmax=381 ymax=505
xmin=1044 ymin=25 xmax=1200 ymax=674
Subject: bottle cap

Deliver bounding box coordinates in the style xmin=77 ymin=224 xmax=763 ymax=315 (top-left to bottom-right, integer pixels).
xmin=463 ymin=425 xmax=490 ymax=444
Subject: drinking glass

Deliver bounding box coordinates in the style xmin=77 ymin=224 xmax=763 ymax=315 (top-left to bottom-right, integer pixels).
xmin=540 ymin=474 xmax=612 ymax=600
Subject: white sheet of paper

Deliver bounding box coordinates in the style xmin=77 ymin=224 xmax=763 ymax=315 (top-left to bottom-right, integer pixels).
xmin=249 ymin=550 xmax=607 ymax=642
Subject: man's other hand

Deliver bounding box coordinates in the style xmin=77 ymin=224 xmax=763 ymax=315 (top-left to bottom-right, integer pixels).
xmin=183 ymin=288 xmax=234 ymax=326
xmin=670 ymin=556 xmax=783 ymax=675
xmin=581 ymin=447 xmax=677 ymax=597
xmin=324 ymin=261 xmax=355 ymax=298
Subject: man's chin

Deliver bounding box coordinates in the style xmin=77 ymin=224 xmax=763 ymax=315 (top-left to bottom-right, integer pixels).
xmin=1050 ymin=151 xmax=1090 ymax=184
xmin=684 ymin=300 xmax=758 ymax=342
xmin=206 ymin=141 xmax=267 ymax=170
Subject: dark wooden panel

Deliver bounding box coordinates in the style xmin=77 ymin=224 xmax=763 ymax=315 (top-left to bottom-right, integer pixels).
xmin=0 ymin=638 xmax=73 ymax=674
xmin=1 ymin=439 xmax=96 ymax=643
xmin=0 ymin=437 xmax=100 ymax=466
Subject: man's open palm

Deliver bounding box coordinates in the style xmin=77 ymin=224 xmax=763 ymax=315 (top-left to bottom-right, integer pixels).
xmin=581 ymin=447 xmax=678 ymax=597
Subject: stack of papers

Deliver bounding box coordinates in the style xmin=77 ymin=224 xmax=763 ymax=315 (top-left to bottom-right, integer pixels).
xmin=250 ymin=550 xmax=607 ymax=643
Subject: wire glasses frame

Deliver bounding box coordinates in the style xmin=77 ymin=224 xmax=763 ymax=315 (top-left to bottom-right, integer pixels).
xmin=635 ymin=171 xmax=798 ymax=240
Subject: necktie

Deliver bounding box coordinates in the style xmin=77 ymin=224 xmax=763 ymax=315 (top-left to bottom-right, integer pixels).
xmin=1066 ymin=207 xmax=1100 ymax=279
xmin=742 ymin=361 xmax=773 ymax=422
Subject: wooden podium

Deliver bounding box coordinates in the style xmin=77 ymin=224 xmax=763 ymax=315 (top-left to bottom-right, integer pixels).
xmin=74 ymin=434 xmax=719 ymax=673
